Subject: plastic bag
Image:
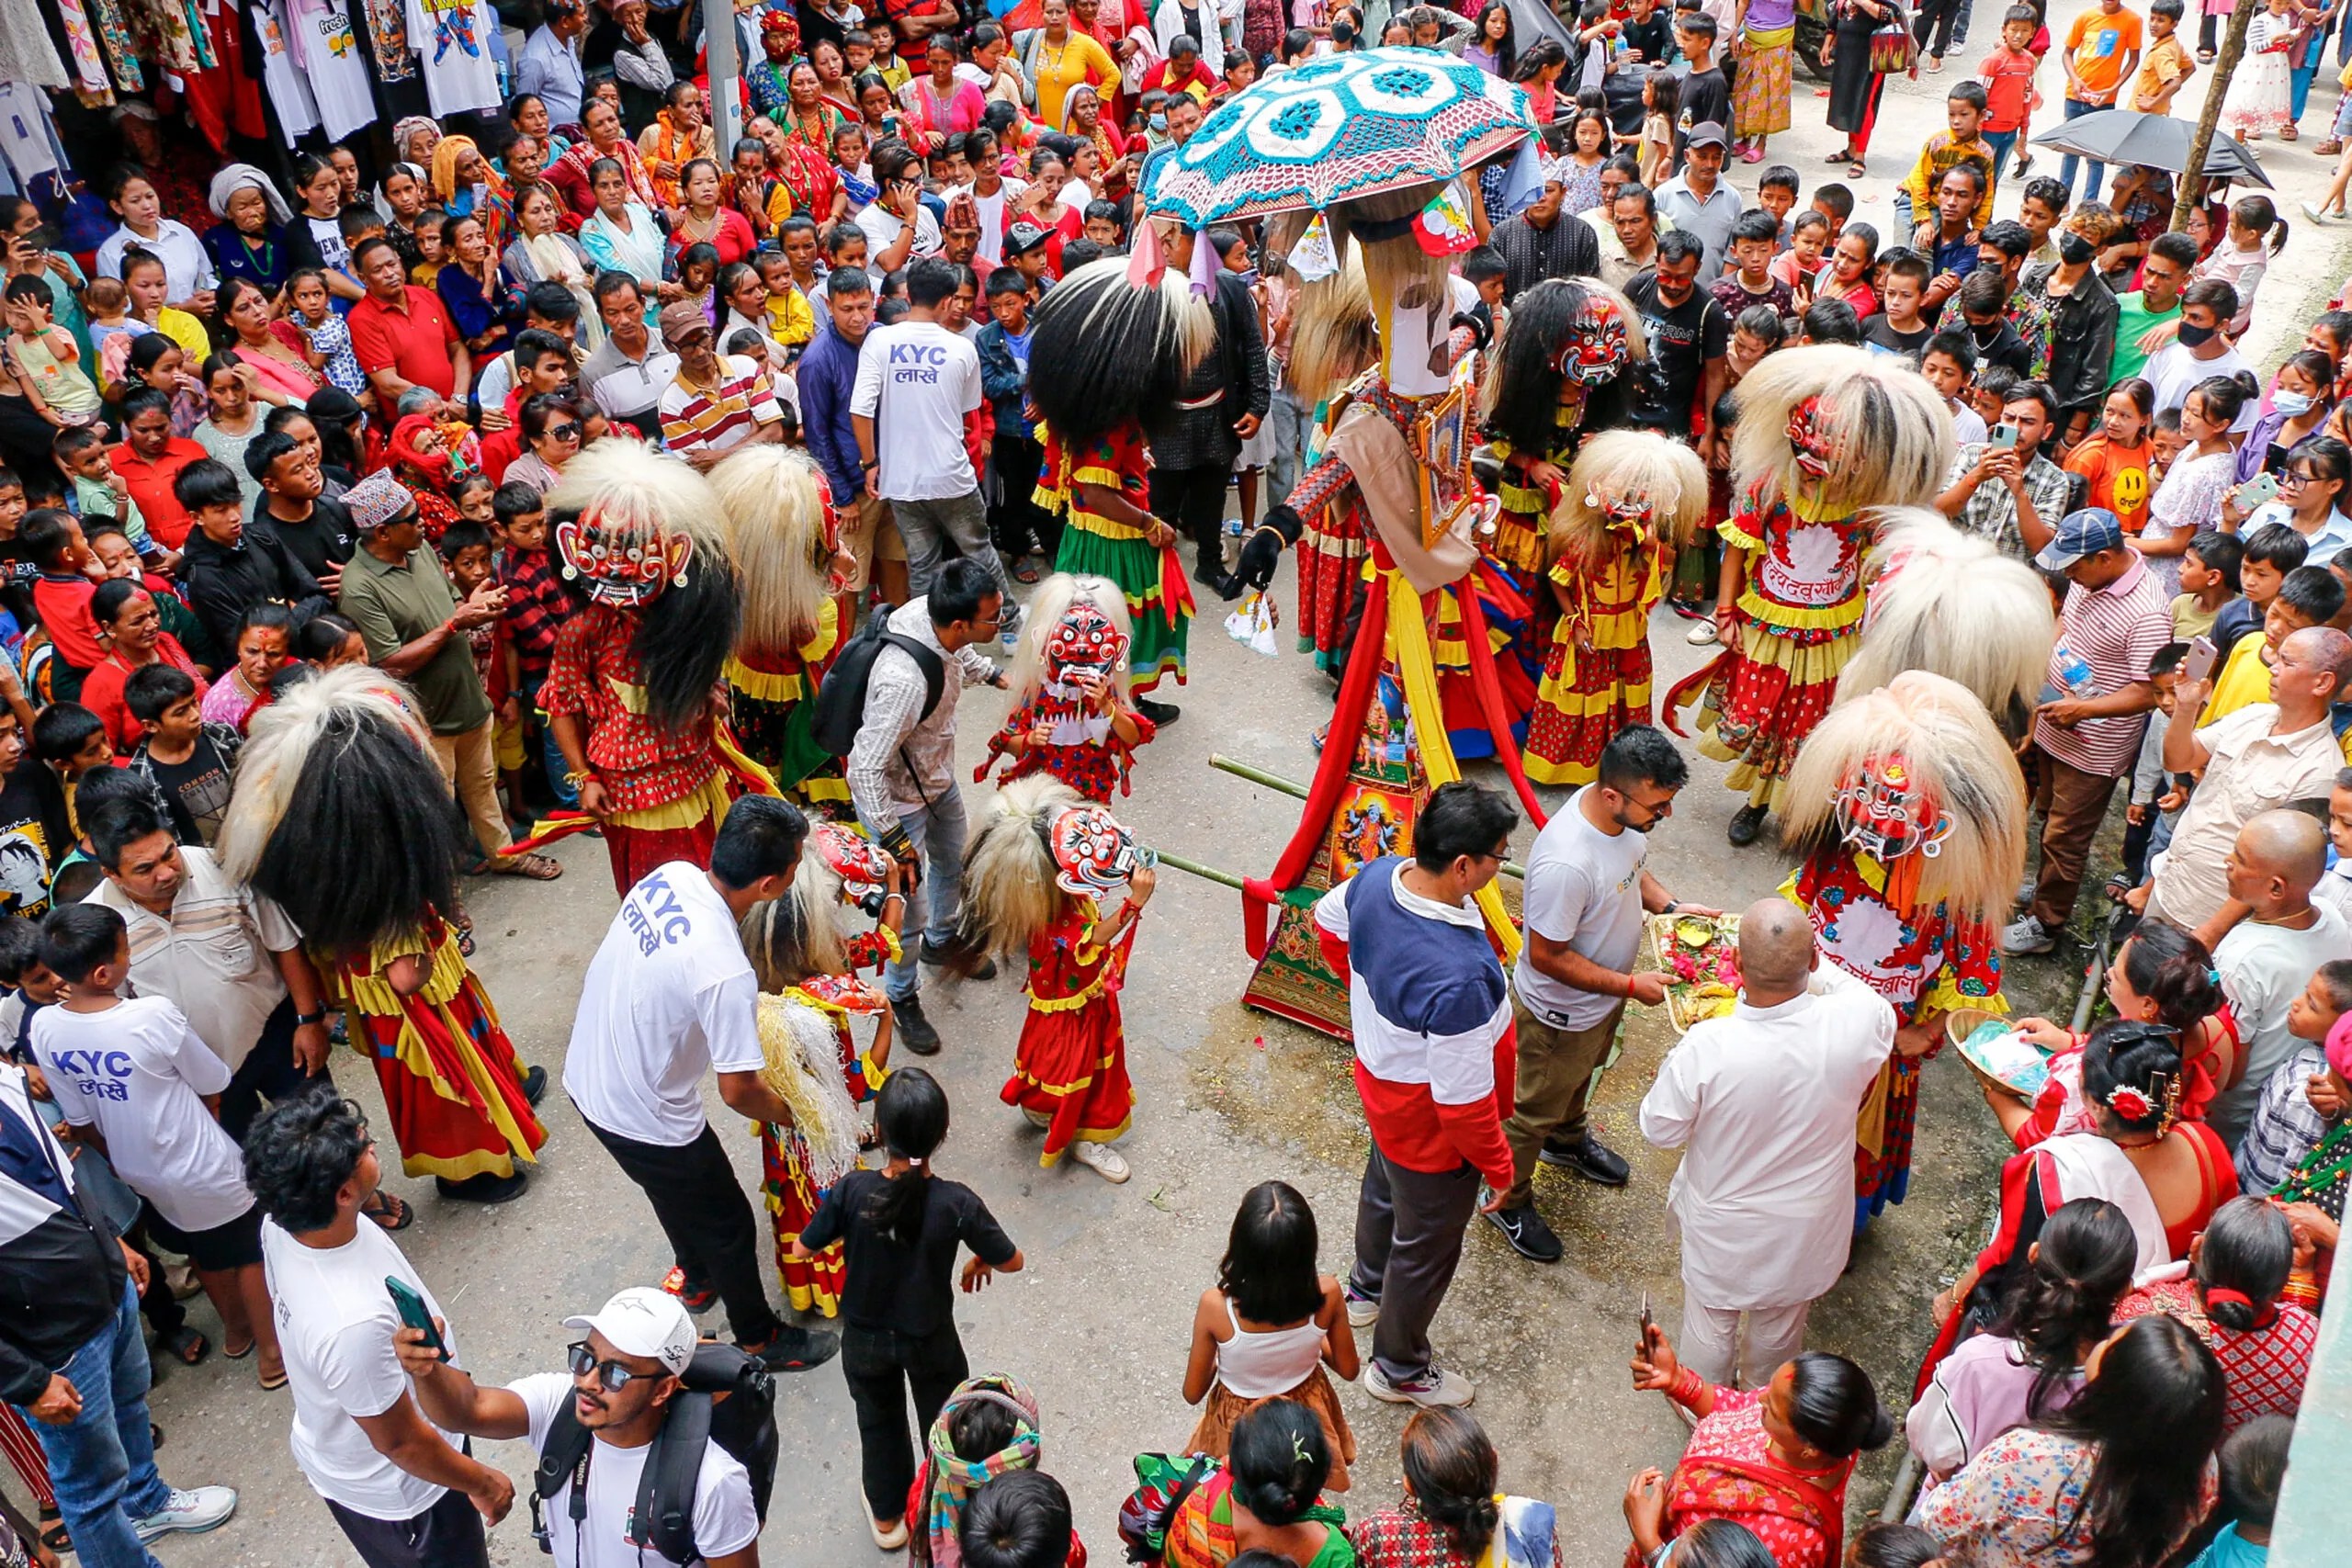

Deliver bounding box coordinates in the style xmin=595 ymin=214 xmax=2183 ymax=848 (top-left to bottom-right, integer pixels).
xmin=1224 ymin=591 xmax=1280 ymax=657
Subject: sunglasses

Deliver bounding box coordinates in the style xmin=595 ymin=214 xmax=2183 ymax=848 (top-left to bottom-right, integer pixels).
xmin=567 ymin=1342 xmax=663 ymax=1392
xmin=548 ymin=422 xmax=582 ymax=442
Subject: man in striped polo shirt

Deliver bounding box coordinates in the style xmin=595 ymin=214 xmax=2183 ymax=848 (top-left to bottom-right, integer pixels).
xmin=1315 ymin=782 xmax=1521 ymax=1408
xmin=2007 ymin=507 xmax=2173 ymax=955
xmin=655 ymin=301 xmax=789 ymax=471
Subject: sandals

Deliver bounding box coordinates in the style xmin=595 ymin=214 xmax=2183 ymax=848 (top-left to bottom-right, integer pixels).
xmin=39 ymin=1506 xmax=66 ymax=1557
xmin=362 ymin=1191 xmax=414 ymax=1232
xmin=1824 ymin=149 xmax=1854 ymax=165
xmin=499 ymin=851 xmax=564 ymax=880
xmin=1011 ymin=558 xmax=1040 ymax=584
xmin=222 ymin=1335 xmax=254 ymax=1360
xmin=1848 ymin=161 xmax=1869 ymax=179
xmin=164 ymin=1326 xmax=209 ymax=1365
xmin=259 ymin=1364 xmax=289 ymax=1392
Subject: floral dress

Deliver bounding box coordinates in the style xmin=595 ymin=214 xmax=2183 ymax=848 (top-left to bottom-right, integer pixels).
xmin=294 ymin=308 xmax=368 ymax=399
xmin=1002 ymin=900 xmax=1137 ymax=1166
xmin=1037 ymin=420 xmax=1190 ymax=694
xmin=1695 ymin=479 xmax=1870 ymax=809
xmin=1918 ymin=1427 xmax=2214 ymax=1568
xmin=1787 ymin=847 xmax=2004 ymax=1228
xmin=977 ymin=689 xmax=1156 ymax=801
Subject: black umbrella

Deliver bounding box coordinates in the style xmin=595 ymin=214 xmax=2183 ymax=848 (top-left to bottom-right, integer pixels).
xmin=2030 ymin=107 xmax=2272 ymax=188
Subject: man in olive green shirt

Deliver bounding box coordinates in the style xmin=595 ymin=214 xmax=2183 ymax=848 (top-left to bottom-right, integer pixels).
xmin=334 ymin=472 xmax=560 ymax=879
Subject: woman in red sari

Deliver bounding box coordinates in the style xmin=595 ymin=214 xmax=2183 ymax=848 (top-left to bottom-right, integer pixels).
xmin=754 ymin=100 xmax=845 ymax=229
xmin=1623 ymin=1325 xmax=1894 ymax=1568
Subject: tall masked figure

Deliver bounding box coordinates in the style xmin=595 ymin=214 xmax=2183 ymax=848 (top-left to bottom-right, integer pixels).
xmin=1522 ymin=429 xmax=1706 ymax=787
xmin=1781 ymin=671 xmax=2027 ymax=1232
xmin=958 ymin=776 xmax=1153 ymax=1182
xmin=711 ymin=445 xmax=853 ymax=806
xmin=220 ymin=666 xmax=547 ymax=1197
xmin=1675 ymin=345 xmax=1951 ymax=848
xmin=541 ymin=438 xmax=763 ymax=893
xmin=1026 ymin=255 xmax=1214 ymax=712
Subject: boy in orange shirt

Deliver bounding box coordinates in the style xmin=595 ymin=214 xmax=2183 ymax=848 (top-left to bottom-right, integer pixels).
xmin=2060 ymin=0 xmax=2143 ymax=201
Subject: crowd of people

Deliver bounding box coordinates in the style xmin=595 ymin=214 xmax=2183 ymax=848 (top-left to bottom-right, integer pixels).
xmin=0 ymin=0 xmax=2348 ymax=1566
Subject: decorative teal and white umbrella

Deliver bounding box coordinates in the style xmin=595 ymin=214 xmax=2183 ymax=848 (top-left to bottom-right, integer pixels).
xmin=1145 ymin=48 xmax=1539 ymax=228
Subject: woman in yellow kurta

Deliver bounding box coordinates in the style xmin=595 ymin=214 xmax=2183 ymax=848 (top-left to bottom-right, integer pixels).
xmin=1023 ymin=0 xmax=1120 ymax=132
xmin=1523 ymin=432 xmax=1706 ymax=785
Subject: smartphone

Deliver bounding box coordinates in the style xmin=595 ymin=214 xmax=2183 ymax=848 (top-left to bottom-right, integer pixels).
xmin=2182 ymin=634 xmax=2220 ymax=686
xmin=1989 ymin=423 xmax=2018 ymax=451
xmin=386 ymin=1277 xmax=448 ymax=1361
xmin=2235 ymin=473 xmax=2280 ymax=512
xmin=1638 ymin=1292 xmax=1655 ymax=1351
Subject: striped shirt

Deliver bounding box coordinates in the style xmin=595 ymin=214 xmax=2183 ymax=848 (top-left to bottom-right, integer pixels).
xmin=657 ymin=354 xmax=785 ymax=459
xmin=2033 ymin=553 xmax=2173 ymax=776
xmin=2238 ymin=1044 xmax=2335 ymax=1194
xmin=82 ymin=846 xmax=298 ymax=1070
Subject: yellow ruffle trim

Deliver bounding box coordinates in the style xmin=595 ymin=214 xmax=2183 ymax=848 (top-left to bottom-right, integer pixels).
xmin=725 ymin=657 xmax=808 ymax=705
xmin=1734 ymin=585 xmax=1866 ymax=632
xmin=339 ymin=928 xmax=537 ymax=1173
xmin=608 ymin=769 xmax=733 ymax=831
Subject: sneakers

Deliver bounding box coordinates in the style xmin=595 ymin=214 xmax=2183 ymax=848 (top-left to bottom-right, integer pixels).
xmin=1485 ymin=1199 xmax=1565 ymax=1263
xmin=1343 ymin=1288 xmax=1380 ymax=1329
xmin=1726 ymin=803 xmax=1769 ymax=847
xmin=660 ymin=1265 xmax=718 ymax=1313
xmin=2015 ymin=878 xmax=2036 ymax=908
xmin=1069 ymin=1139 xmax=1131 ymax=1183
xmin=893 ymin=994 xmax=942 ymax=1055
xmin=1538 ymin=1132 xmax=1631 ymax=1187
xmin=132 ymin=1486 xmax=238 ymax=1543
xmin=920 ymin=935 xmax=998 ymax=981
xmin=747 ymin=1323 xmax=840 ymax=1372
xmin=870 ymin=1513 xmax=910 ymax=1550
xmin=1364 ymin=1362 xmax=1475 ymax=1407
xmin=1685 ymin=619 xmax=1719 ymax=646
xmin=435 ymin=1169 xmax=529 ymax=1203
xmin=2001 ymin=915 xmax=2059 ymax=955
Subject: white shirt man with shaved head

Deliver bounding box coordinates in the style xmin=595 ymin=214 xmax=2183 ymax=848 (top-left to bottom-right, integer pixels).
xmin=1637 ymin=899 xmax=1897 ymax=1388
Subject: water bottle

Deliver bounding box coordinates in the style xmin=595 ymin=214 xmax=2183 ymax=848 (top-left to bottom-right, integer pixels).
xmin=2051 ymin=645 xmax=2096 ymax=699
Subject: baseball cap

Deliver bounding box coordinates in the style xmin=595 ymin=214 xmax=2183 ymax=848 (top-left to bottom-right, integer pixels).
xmin=1005 ymin=220 xmax=1051 ymax=256
xmin=1685 ymin=120 xmax=1728 ymax=151
xmin=561 ymin=1288 xmax=695 ymax=1376
xmin=658 ymin=299 xmax=715 ymax=348
xmin=2033 ymin=507 xmax=2127 ymax=572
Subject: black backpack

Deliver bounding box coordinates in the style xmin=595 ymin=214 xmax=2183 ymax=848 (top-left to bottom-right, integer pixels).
xmin=531 ymin=1343 xmax=776 ymax=1565
xmin=807 ymin=605 xmax=946 ymax=759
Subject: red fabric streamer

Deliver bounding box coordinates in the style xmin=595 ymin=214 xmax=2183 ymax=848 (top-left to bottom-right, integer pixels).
xmin=1660 ymin=650 xmax=1729 ymax=739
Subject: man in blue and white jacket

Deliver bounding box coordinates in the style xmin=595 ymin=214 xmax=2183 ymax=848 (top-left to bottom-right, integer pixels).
xmin=1315 ymin=781 xmax=1521 ymax=1411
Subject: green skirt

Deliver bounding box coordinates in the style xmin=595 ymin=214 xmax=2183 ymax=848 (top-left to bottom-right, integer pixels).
xmin=1055 ymin=525 xmax=1189 ymax=694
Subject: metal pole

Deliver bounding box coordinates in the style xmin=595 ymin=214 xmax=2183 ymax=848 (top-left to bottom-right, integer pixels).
xmin=1151 ymin=849 xmax=1248 ymax=890
xmin=1205 ymin=753 xmax=1527 ymax=881
xmin=705 ymin=0 xmax=744 ymax=166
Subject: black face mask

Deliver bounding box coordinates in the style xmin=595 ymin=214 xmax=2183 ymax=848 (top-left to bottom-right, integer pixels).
xmin=2057 ymin=231 xmax=2097 ymax=265
xmin=2177 ymin=320 xmax=2218 ymax=348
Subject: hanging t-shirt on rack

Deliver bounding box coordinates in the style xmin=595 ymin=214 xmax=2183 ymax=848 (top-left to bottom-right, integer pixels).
xmin=257 ymin=0 xmax=322 ymax=144
xmin=288 ymin=0 xmax=380 ymax=142
xmin=403 ymin=0 xmax=503 ymax=117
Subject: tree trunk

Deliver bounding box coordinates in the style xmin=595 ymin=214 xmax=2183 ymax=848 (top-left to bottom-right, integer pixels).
xmin=2176 ymin=0 xmax=2258 ymax=227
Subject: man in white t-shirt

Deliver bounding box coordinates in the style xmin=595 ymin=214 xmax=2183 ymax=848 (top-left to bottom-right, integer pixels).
xmin=33 ymin=904 xmax=282 ymax=1385
xmin=850 ymin=257 xmax=1014 ymax=615
xmin=1492 ymin=726 xmax=1709 ymax=1265
xmin=2208 ymin=810 xmax=2352 ymax=1145
xmin=245 ymin=1093 xmax=511 ymax=1568
xmin=563 ymin=796 xmax=837 ymax=1373
xmin=394 ymin=1287 xmax=763 ymax=1568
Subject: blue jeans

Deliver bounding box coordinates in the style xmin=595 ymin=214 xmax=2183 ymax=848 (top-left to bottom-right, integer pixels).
xmin=13 ymin=1278 xmax=170 ymax=1568
xmin=867 ymin=785 xmax=969 ymax=1003
xmin=2058 ymin=97 xmax=2107 ymax=200
xmin=1983 ymin=129 xmax=2018 ymax=186
xmin=519 ymin=669 xmax=576 ymax=810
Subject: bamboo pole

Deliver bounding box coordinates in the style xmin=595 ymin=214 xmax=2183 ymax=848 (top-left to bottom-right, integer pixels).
xmin=1150 ymin=849 xmax=1249 ymax=890
xmin=2175 ymin=0 xmax=2257 ymax=225
xmin=1205 ymin=753 xmax=1528 ymax=880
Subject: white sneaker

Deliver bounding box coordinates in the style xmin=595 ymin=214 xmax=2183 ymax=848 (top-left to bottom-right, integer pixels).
xmin=871 ymin=1512 xmax=910 ymax=1550
xmin=1364 ymin=1361 xmax=1476 ymax=1407
xmin=1685 ymin=619 xmax=1719 ymax=647
xmin=1344 ymin=1290 xmax=1380 ymax=1329
xmin=1069 ymin=1138 xmax=1131 ymax=1183
xmin=996 ymin=603 xmax=1025 ymax=654
xmin=133 ymin=1486 xmax=238 ymax=1542
xmin=2001 ymin=914 xmax=2059 ymax=955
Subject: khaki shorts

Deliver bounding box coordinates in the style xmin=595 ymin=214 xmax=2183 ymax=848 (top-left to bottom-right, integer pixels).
xmin=838 ymin=491 xmax=907 ymax=594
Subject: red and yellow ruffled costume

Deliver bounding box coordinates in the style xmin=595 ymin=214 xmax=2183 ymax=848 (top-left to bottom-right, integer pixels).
xmin=727 ymin=595 xmax=848 ymax=806
xmin=1035 ymin=421 xmax=1191 ymax=694
xmin=1696 ymin=480 xmax=1870 ymax=809
xmin=976 ymin=700 xmax=1156 ymax=802
xmin=330 ymin=916 xmax=546 ymax=1183
xmin=1003 ymin=900 xmax=1138 ymax=1166
xmin=1784 ymin=848 xmax=2005 ymax=1229
xmin=1522 ymin=522 xmax=1668 ymax=786
xmin=541 ymin=604 xmax=741 ymax=893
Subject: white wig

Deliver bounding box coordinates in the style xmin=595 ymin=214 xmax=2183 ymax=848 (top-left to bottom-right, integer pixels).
xmin=1729 ymin=344 xmax=1954 ymax=516
xmin=1845 ymin=508 xmax=2057 ymax=735
xmin=1547 ymin=427 xmax=1708 ymax=569
xmin=708 ymin=444 xmax=833 ymax=657
xmin=1006 ymin=572 xmax=1134 ymax=705
xmin=545 ymin=435 xmax=731 ymax=558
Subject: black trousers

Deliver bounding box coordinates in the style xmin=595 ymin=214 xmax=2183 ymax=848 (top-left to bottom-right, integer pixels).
xmin=582 ymin=1113 xmax=782 ymax=1349
xmin=841 ymin=1321 xmax=969 ymax=1521
xmin=220 ymin=998 xmax=327 ymax=1144
xmin=989 ymin=434 xmax=1059 ymax=560
xmin=1912 ymin=0 xmax=1964 ymax=57
xmin=323 ymin=1487 xmax=489 ymax=1568
xmin=1149 ymin=463 xmax=1234 ymax=578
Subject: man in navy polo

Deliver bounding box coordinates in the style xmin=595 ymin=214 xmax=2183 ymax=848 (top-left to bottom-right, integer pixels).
xmin=1315 ymin=781 xmax=1520 ymax=1410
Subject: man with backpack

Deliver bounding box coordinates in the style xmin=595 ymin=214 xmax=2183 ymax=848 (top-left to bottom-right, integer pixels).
xmin=392 ymin=1287 xmax=767 ymax=1568
xmin=838 ymin=557 xmax=1008 ymax=1055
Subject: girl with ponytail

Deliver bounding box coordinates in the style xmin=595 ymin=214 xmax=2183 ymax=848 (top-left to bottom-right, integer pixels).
xmin=2113 ymin=1195 xmax=2319 ymax=1436
xmin=1351 ymin=1408 xmax=1565 ymax=1567
xmin=795 ymin=1068 xmax=1026 ymax=1551
xmin=1905 ymin=1198 xmax=2138 ymax=1482
xmin=2001 ymin=919 xmax=2235 ymax=1146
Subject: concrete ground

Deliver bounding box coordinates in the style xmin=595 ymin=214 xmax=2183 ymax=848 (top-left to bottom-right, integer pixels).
xmin=96 ymin=22 xmax=2352 ymax=1568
